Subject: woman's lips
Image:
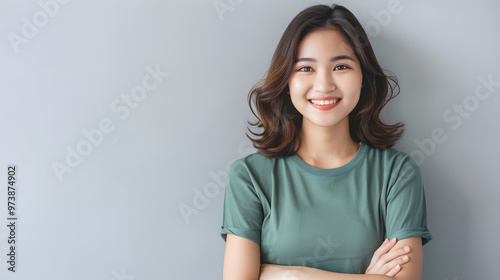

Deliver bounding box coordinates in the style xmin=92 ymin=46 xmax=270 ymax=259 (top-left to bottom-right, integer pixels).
xmin=308 ymin=98 xmax=341 ymax=111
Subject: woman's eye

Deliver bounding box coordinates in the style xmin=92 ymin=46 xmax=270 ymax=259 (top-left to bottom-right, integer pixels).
xmin=299 ymin=66 xmax=313 ymax=72
xmin=334 ymin=65 xmax=349 ymax=71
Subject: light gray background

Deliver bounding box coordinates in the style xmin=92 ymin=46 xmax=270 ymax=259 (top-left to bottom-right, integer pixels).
xmin=0 ymin=0 xmax=498 ymax=279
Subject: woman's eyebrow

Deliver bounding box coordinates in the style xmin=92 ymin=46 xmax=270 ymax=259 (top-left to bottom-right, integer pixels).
xmin=295 ymin=55 xmax=355 ymax=63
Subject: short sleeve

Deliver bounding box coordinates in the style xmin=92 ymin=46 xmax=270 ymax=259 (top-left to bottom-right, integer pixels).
xmin=220 ymin=159 xmax=264 ymax=245
xmin=385 ymin=156 xmax=433 ymax=245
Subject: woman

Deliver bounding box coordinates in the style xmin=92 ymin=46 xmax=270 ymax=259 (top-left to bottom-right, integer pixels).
xmin=221 ymin=4 xmax=432 ymax=279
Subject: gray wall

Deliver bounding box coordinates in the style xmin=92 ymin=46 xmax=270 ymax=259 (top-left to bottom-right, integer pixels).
xmin=0 ymin=0 xmax=498 ymax=279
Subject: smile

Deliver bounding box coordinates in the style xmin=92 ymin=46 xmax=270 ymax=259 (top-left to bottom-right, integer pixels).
xmin=309 ymin=99 xmax=340 ymax=105
xmin=308 ymin=98 xmax=342 ymax=111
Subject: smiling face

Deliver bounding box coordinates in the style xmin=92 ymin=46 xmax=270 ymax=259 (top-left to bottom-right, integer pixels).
xmin=288 ymin=29 xmax=363 ymax=131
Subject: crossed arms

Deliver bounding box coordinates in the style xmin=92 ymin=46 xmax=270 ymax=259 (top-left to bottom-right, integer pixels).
xmin=223 ymin=234 xmax=423 ymax=280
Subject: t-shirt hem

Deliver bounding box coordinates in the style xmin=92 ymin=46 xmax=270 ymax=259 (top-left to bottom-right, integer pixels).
xmin=388 ymin=227 xmax=433 ymax=245
xmin=220 ymin=226 xmax=261 ymax=245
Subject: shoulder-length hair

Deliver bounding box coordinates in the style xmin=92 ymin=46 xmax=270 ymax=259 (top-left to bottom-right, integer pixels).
xmin=247 ymin=4 xmax=404 ymax=158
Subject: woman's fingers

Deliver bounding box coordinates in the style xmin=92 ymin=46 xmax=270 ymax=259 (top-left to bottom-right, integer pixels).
xmin=366 ymin=238 xmax=397 ymax=271
xmin=383 ymin=255 xmax=410 ymax=276
xmin=370 ymin=238 xmax=394 ymax=261
xmin=378 ymin=245 xmax=410 ymax=265
xmin=366 ymin=239 xmax=412 ymax=276
xmin=385 ymin=264 xmax=401 ymax=277
xmin=375 ymin=238 xmax=396 ymax=256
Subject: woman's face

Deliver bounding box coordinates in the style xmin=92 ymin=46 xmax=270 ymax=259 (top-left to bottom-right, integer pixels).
xmin=288 ymin=29 xmax=363 ymax=130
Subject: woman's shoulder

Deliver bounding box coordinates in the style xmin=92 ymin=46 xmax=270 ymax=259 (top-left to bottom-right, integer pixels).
xmin=230 ymin=152 xmax=280 ymax=170
xmin=225 ymin=153 xmax=285 ymax=187
xmin=364 ymin=144 xmax=420 ymax=173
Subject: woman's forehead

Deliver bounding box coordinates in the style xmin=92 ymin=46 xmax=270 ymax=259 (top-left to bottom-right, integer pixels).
xmin=296 ymin=30 xmax=357 ymax=61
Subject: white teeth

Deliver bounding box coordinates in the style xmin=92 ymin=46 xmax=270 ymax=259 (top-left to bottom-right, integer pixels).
xmin=310 ymin=99 xmax=339 ymax=105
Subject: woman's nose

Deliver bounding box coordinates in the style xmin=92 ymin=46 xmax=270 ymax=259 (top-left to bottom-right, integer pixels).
xmin=313 ymin=70 xmax=336 ymax=93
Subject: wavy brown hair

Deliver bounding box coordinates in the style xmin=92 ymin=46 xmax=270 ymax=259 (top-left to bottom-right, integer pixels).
xmin=248 ymin=4 xmax=403 ymax=158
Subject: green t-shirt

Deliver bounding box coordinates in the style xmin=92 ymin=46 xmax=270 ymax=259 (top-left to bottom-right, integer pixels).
xmin=220 ymin=143 xmax=432 ymax=274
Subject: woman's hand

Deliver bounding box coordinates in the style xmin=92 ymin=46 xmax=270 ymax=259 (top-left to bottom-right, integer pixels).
xmin=365 ymin=238 xmax=410 ymax=277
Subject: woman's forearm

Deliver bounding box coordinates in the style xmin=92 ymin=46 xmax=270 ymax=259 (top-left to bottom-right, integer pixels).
xmin=260 ymin=238 xmax=420 ymax=280
xmin=300 ymin=265 xmax=393 ymax=280
xmin=260 ymin=264 xmax=393 ymax=280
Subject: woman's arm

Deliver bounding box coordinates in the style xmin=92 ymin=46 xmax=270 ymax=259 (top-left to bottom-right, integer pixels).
xmin=260 ymin=265 xmax=393 ymax=280
xmin=385 ymin=237 xmax=423 ymax=280
xmin=223 ymin=234 xmax=261 ymax=280
xmin=223 ymin=234 xmax=421 ymax=280
xmin=259 ymin=237 xmax=423 ymax=280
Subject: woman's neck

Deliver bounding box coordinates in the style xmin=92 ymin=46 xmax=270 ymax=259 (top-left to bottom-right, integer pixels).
xmin=296 ymin=118 xmax=360 ymax=169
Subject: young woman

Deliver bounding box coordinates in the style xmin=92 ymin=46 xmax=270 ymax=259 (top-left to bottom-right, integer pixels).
xmin=221 ymin=4 xmax=432 ymax=280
